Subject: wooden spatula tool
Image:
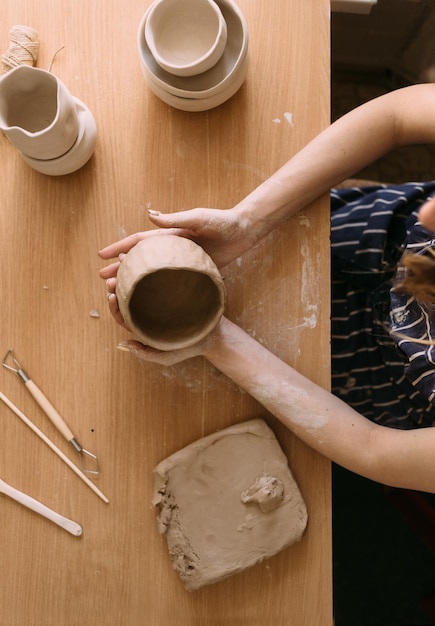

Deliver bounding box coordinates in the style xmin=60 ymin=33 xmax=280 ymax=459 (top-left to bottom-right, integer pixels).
xmin=0 ymin=477 xmax=82 ymax=536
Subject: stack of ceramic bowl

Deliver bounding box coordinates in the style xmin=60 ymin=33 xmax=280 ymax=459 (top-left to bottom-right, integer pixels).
xmin=137 ymin=0 xmax=249 ymax=112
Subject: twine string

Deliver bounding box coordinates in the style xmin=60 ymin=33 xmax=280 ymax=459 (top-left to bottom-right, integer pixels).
xmin=48 ymin=45 xmax=65 ymax=72
xmin=1 ymin=25 xmax=39 ymax=73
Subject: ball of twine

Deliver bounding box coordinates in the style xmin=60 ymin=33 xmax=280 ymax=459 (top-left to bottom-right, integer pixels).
xmin=1 ymin=25 xmax=39 ymax=73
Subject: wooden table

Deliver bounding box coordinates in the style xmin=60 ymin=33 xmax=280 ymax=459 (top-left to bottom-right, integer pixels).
xmin=0 ymin=1 xmax=331 ymax=624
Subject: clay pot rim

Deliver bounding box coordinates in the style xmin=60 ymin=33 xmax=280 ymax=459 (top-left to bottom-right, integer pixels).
xmin=144 ymin=0 xmax=228 ymax=77
xmin=116 ymin=236 xmax=226 ymax=351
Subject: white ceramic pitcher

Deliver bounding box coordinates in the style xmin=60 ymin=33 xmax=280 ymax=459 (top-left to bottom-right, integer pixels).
xmin=0 ymin=65 xmax=96 ymax=175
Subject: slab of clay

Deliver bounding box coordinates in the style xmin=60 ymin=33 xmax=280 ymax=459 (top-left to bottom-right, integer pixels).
xmin=153 ymin=418 xmax=308 ymax=591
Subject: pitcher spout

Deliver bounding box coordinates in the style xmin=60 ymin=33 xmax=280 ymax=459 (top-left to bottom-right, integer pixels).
xmin=0 ymin=65 xmax=79 ymax=160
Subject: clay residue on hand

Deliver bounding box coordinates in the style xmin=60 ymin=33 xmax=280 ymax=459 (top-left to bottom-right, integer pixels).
xmin=241 ymin=475 xmax=284 ymax=513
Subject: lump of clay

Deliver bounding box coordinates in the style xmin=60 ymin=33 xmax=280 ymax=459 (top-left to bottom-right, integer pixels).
xmin=152 ymin=419 xmax=308 ymax=591
xmin=240 ymin=475 xmax=284 ymax=513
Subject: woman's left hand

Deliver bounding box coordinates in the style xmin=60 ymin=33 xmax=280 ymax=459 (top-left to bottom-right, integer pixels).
xmin=116 ymin=319 xmax=223 ymax=366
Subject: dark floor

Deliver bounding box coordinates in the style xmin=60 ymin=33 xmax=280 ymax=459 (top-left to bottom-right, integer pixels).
xmin=332 ymin=69 xmax=435 ymax=626
xmin=333 ymin=465 xmax=435 ymax=626
xmin=331 ymin=69 xmax=435 ymax=184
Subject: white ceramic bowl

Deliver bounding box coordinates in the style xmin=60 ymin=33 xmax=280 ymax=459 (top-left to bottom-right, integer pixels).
xmin=138 ymin=0 xmax=249 ymax=106
xmin=145 ymin=0 xmax=227 ymax=77
xmin=144 ymin=48 xmax=249 ymax=111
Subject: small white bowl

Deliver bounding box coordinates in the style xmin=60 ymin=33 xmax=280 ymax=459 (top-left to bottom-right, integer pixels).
xmin=145 ymin=48 xmax=249 ymax=111
xmin=138 ymin=0 xmax=248 ymax=104
xmin=145 ymin=0 xmax=227 ymax=77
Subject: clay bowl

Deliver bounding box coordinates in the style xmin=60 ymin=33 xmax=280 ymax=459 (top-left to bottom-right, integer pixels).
xmin=143 ymin=47 xmax=248 ymax=111
xmin=145 ymin=0 xmax=227 ymax=77
xmin=116 ymin=235 xmax=226 ymax=351
xmin=138 ymin=0 xmax=248 ymax=104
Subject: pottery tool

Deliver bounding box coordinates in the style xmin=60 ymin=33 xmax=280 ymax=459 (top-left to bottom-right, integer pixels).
xmin=2 ymin=348 xmax=99 ymax=475
xmin=0 ymin=392 xmax=109 ymax=504
xmin=0 ymin=477 xmax=82 ymax=536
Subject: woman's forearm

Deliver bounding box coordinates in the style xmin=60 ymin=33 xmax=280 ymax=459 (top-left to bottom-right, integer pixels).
xmin=204 ymin=318 xmax=435 ymax=492
xmin=234 ymin=84 xmax=435 ymax=240
xmin=205 ymin=320 xmax=376 ymax=468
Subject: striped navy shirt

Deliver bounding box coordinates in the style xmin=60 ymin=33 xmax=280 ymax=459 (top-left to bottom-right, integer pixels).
xmin=330 ymin=181 xmax=435 ymax=429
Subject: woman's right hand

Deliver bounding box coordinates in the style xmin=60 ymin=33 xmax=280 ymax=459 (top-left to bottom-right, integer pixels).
xmin=147 ymin=207 xmax=256 ymax=268
xmin=98 ymin=207 xmax=256 ymax=277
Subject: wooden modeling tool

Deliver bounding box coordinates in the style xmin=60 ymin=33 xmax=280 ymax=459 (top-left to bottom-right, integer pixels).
xmin=0 ymin=392 xmax=109 ymax=504
xmin=0 ymin=478 xmax=82 ymax=536
xmin=2 ymin=348 xmax=99 ymax=475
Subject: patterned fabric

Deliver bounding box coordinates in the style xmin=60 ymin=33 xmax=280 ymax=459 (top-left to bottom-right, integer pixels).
xmin=330 ymin=181 xmax=435 ymax=429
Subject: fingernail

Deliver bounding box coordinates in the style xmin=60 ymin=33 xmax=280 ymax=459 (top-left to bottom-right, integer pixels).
xmin=148 ymin=209 xmax=160 ymax=217
xmin=117 ymin=343 xmax=131 ymax=352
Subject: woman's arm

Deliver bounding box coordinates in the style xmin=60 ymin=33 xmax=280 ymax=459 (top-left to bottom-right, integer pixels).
xmin=202 ymin=319 xmax=435 ymax=494
xmin=146 ymin=84 xmax=435 ymax=254
xmin=99 ymin=84 xmax=435 ymax=271
xmin=117 ymin=315 xmax=435 ymax=494
xmin=230 ymin=83 xmax=435 ymax=241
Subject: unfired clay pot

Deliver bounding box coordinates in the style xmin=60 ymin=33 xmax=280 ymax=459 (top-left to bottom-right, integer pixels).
xmin=145 ymin=0 xmax=227 ymax=77
xmin=116 ymin=235 xmax=226 ymax=351
xmin=0 ymin=65 xmax=96 ymax=175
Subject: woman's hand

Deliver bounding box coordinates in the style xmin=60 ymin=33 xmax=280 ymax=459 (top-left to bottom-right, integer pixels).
xmin=98 ymin=206 xmax=256 ymax=329
xmin=116 ymin=318 xmax=223 ymax=367
xmin=418 ymin=196 xmax=435 ymax=232
xmin=105 ymin=287 xmax=129 ymax=331
xmin=98 ymin=206 xmax=256 ymax=275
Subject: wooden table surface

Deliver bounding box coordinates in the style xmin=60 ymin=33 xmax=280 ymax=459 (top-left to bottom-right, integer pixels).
xmin=0 ymin=1 xmax=331 ymax=624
